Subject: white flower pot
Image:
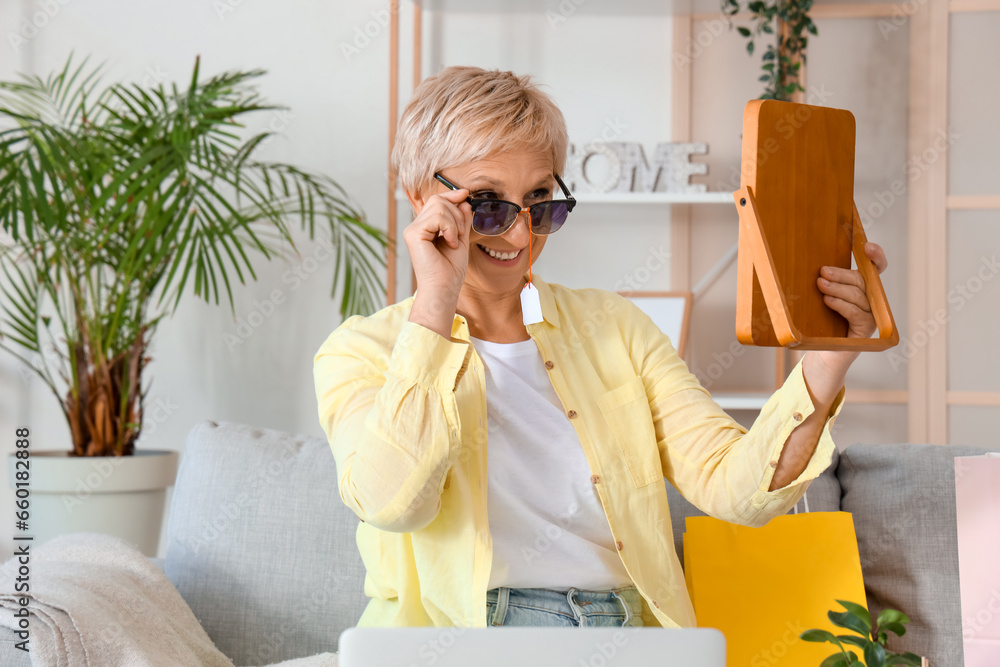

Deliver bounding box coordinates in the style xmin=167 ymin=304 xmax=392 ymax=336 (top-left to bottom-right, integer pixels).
xmin=6 ymin=449 xmax=180 ymax=556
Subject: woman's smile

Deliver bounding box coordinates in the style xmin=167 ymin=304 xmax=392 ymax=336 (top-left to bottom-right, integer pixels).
xmin=476 ymin=243 xmax=524 ymax=264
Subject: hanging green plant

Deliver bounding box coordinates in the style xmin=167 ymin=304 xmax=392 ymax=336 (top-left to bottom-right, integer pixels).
xmin=722 ymin=0 xmax=817 ymax=100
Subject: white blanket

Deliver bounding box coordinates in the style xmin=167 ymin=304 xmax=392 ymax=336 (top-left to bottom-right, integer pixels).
xmin=0 ymin=533 xmax=338 ymax=667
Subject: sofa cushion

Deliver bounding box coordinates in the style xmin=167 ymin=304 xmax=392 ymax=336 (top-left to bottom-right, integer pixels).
xmin=667 ymin=445 xmax=841 ymax=563
xmin=165 ymin=421 xmax=368 ymax=666
xmin=838 ymin=443 xmax=1000 ymax=667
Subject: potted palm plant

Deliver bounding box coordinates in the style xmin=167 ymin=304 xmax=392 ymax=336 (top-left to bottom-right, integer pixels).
xmin=0 ymin=55 xmax=386 ymax=554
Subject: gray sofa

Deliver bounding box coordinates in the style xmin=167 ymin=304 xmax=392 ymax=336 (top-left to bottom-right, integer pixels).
xmin=2 ymin=419 xmax=988 ymax=666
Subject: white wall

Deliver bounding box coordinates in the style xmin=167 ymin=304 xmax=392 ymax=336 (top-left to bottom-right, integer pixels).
xmin=0 ymin=1 xmax=994 ymax=563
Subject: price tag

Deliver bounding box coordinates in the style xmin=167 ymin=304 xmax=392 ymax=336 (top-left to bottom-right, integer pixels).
xmin=520 ymin=282 xmax=543 ymax=325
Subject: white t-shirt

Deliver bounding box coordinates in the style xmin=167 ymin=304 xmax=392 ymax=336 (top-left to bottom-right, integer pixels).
xmin=469 ymin=335 xmax=634 ymax=591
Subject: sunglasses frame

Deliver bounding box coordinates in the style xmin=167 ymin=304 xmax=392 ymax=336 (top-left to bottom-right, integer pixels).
xmin=433 ymin=172 xmax=577 ymax=237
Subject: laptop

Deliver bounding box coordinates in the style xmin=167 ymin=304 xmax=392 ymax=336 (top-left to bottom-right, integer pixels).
xmin=338 ymin=626 xmax=726 ymax=666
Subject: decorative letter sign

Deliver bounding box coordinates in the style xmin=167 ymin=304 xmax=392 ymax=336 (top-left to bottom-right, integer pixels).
xmin=564 ymin=142 xmax=708 ymax=194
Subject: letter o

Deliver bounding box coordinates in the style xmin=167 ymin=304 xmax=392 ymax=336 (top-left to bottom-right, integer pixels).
xmin=303 ymin=257 xmax=318 ymax=273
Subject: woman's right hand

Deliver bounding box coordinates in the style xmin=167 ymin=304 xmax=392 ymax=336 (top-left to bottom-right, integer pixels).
xmin=404 ymin=188 xmax=473 ymax=294
xmin=403 ymin=188 xmax=473 ymax=338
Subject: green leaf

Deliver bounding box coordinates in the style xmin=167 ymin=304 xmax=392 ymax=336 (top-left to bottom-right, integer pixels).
xmin=837 ymin=635 xmax=869 ymax=649
xmin=829 ymin=610 xmax=870 ymax=637
xmin=882 ymin=622 xmax=907 ymax=637
xmin=801 ymin=629 xmax=839 ymax=644
xmin=820 ymin=654 xmax=848 ymax=667
xmin=836 ymin=601 xmax=872 ymax=631
xmin=886 ymin=653 xmax=923 ymax=666
xmin=737 ymin=26 xmax=751 ymax=37
xmin=865 ymin=642 xmax=887 ymax=667
xmin=747 ymin=41 xmax=755 ymax=55
xmin=876 ymin=609 xmax=911 ymax=627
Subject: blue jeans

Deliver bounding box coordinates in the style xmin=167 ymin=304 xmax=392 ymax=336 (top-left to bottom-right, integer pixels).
xmin=485 ymin=586 xmax=644 ymax=627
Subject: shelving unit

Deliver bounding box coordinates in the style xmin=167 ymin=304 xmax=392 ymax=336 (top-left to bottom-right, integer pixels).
xmin=394 ymin=191 xmax=734 ymax=206
xmin=384 ymin=1 xmax=774 ymax=416
xmin=385 ymin=0 xmax=979 ymax=427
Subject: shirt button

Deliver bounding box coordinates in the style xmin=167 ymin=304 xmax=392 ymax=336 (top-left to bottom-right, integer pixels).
xmin=567 ymin=410 xmax=578 ymax=419
xmin=616 ymin=540 xmax=624 ymax=551
xmin=544 ymin=360 xmax=555 ymax=370
xmin=792 ymin=412 xmax=803 ymax=422
xmin=590 ymin=474 xmax=600 ymax=484
xmin=769 ymin=461 xmax=777 ymax=468
xmin=652 ymin=600 xmax=660 ymax=609
xmin=480 ymin=533 xmax=489 ymax=545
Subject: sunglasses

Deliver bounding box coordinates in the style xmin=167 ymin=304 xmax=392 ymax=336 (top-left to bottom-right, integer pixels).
xmin=433 ymin=172 xmax=576 ymax=237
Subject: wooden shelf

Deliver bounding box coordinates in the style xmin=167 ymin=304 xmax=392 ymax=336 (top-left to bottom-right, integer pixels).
xmin=422 ymin=0 xmax=702 ymax=15
xmin=394 ymin=190 xmax=734 ymax=205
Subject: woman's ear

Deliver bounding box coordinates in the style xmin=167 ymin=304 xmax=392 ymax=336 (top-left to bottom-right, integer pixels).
xmin=404 ymin=187 xmax=426 ymax=215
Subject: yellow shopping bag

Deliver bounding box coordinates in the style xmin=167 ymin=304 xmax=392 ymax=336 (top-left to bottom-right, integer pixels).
xmin=684 ymin=511 xmax=868 ymax=667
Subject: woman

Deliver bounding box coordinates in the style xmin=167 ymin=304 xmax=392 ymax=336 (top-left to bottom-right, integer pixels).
xmin=313 ymin=66 xmax=887 ymax=630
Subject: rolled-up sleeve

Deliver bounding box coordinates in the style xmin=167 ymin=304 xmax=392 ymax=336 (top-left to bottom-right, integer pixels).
xmin=313 ymin=318 xmax=471 ymax=533
xmin=630 ymin=304 xmax=845 ymax=527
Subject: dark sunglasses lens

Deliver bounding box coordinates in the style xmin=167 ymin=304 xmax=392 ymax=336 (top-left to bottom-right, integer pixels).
xmin=473 ymin=201 xmax=518 ymax=235
xmin=530 ymin=202 xmax=570 ymax=234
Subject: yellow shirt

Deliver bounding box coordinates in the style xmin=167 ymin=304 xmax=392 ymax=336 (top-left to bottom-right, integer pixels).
xmin=313 ymin=275 xmax=844 ymax=629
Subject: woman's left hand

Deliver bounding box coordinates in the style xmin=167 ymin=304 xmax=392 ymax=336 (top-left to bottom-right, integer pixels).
xmin=816 ymin=241 xmax=889 ymax=339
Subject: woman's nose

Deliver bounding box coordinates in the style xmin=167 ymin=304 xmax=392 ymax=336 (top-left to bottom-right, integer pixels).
xmin=503 ymin=208 xmax=532 ymax=245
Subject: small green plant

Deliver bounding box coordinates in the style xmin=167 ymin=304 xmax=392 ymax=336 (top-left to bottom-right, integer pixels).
xmin=800 ymin=600 xmax=922 ymax=667
xmin=721 ymin=0 xmax=817 ymax=100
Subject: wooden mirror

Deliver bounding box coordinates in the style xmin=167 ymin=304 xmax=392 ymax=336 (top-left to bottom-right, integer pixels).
xmin=733 ymin=99 xmax=898 ymax=352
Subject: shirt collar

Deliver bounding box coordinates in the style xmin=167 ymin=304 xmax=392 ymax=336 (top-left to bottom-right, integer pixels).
xmin=527 ymin=275 xmax=560 ymax=329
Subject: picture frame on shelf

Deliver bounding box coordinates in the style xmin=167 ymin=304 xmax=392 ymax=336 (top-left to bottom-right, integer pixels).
xmin=617 ymin=290 xmax=693 ymax=358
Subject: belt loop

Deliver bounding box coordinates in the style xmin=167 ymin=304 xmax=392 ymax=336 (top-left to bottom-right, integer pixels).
xmin=492 ymin=586 xmax=510 ymax=626
xmin=611 ymin=589 xmax=633 ymax=627
xmin=565 ymin=587 xmax=584 ymax=626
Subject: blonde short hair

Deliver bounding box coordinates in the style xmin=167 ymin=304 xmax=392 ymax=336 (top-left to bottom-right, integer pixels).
xmin=391 ymin=66 xmax=568 ymax=196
